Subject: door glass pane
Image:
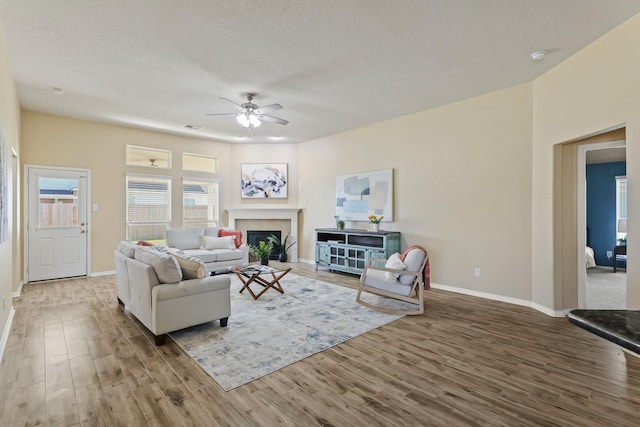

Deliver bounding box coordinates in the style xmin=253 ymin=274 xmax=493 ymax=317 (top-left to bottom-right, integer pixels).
xmin=39 ymin=177 xmax=79 ymax=227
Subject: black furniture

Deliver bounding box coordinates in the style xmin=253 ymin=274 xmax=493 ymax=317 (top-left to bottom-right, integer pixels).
xmin=613 ymin=245 xmax=627 ymax=272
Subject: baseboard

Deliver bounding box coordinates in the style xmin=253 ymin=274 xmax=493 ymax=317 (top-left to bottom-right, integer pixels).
xmin=0 ymin=307 xmax=16 ymax=362
xmin=298 ymin=258 xmax=315 ymax=265
xmin=430 ymin=283 xmax=564 ymax=318
xmin=91 ymin=270 xmax=116 ymax=277
xmin=12 ymin=281 xmax=23 ymax=298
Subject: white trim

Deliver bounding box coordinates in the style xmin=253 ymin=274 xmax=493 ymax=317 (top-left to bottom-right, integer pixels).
xmin=91 ymin=270 xmax=116 ymax=277
xmin=12 ymin=281 xmax=23 ymax=298
xmin=0 ymin=307 xmax=16 ymax=362
xmin=429 ymin=283 xmax=565 ymax=317
xmin=577 ymin=140 xmax=626 ymax=309
xmin=227 ymin=208 xmax=301 ymax=261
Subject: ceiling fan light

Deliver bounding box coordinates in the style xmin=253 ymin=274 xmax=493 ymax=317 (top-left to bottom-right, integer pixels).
xmin=249 ymin=114 xmax=261 ymax=127
xmin=236 ymin=114 xmax=250 ymax=127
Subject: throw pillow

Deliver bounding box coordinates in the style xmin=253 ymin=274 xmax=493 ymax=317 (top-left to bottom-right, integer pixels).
xmin=384 ymin=253 xmax=407 ymax=282
xmin=118 ymin=240 xmax=137 ymax=258
xmin=399 ymin=249 xmax=426 ymax=285
xmin=134 ymin=247 xmax=183 ymax=284
xmin=200 ymin=235 xmax=236 ymax=250
xmin=173 ymin=254 xmax=207 ymax=279
xmin=218 ymin=229 xmax=243 ymax=248
xmin=136 ymin=240 xmax=154 ymax=246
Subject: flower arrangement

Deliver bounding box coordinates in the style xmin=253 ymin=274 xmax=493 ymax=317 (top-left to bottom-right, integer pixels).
xmin=368 ymin=215 xmax=384 ymax=224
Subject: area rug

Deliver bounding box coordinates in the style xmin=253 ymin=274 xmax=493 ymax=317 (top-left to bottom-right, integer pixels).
xmin=169 ymin=273 xmax=411 ymax=391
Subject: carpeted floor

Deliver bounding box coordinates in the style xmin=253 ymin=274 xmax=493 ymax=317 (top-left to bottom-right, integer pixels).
xmin=169 ymin=273 xmax=413 ymax=391
xmin=585 ymin=266 xmax=627 ymax=309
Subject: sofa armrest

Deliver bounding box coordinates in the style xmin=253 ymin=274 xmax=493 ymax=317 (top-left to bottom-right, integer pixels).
xmin=153 ymin=275 xmax=231 ymax=301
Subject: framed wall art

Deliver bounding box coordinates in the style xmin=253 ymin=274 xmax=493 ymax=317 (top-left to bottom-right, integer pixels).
xmin=335 ymin=168 xmax=393 ymax=222
xmin=241 ymin=163 xmax=288 ymax=198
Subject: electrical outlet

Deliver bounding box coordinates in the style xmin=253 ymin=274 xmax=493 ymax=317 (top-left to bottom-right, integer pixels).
xmin=607 ymin=250 xmax=613 ymax=258
xmin=474 ymin=268 xmax=482 ymax=278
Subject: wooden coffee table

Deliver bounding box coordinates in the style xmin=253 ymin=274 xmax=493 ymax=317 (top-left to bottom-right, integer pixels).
xmin=231 ymin=265 xmax=292 ymax=300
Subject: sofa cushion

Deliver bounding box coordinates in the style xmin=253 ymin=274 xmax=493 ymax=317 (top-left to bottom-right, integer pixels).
xmin=134 ymin=246 xmax=183 ymax=284
xmin=182 ymin=249 xmax=220 ymax=263
xmin=399 ymin=249 xmax=426 ymax=285
xmin=200 ymin=235 xmax=236 ymax=250
xmin=213 ymin=249 xmax=244 ymax=262
xmin=166 ymin=229 xmax=203 ymax=250
xmin=118 ymin=240 xmax=137 ymax=258
xmin=174 ymin=254 xmax=207 ymax=279
xmin=384 ymin=253 xmax=407 ymax=282
xmin=218 ymin=229 xmax=243 ymax=248
xmin=203 ymin=227 xmax=220 ymax=237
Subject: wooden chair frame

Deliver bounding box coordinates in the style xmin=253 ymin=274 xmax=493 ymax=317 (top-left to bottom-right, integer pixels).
xmin=355 ymin=250 xmax=428 ymax=315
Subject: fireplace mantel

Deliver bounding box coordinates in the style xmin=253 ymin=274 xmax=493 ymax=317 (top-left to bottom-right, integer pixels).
xmin=227 ymin=208 xmax=301 ymax=261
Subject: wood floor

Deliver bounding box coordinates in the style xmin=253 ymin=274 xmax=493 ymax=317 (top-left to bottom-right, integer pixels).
xmin=2 ymin=263 xmax=640 ymax=426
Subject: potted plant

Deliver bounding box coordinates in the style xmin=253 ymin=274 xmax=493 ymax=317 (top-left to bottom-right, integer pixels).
xmin=368 ymin=214 xmax=384 ymax=232
xmin=336 ymin=220 xmax=345 ymax=230
xmin=268 ymin=233 xmax=296 ymax=262
xmin=249 ymin=240 xmax=274 ymax=265
xmin=617 ymin=237 xmax=627 ymax=246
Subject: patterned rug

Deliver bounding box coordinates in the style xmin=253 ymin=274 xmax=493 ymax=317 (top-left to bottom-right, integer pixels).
xmin=169 ymin=273 xmax=410 ymax=391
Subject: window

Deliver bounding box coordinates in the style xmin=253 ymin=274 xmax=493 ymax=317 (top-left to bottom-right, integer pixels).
xmin=616 ymin=175 xmax=627 ymax=238
xmin=38 ymin=177 xmax=79 ymax=227
xmin=183 ymin=179 xmax=218 ymax=229
xmin=126 ymin=175 xmax=171 ymax=243
xmin=126 ymin=145 xmax=171 ymax=168
xmin=183 ymin=153 xmax=218 ymax=173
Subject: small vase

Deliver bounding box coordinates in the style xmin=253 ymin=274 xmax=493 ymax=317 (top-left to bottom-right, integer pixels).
xmin=370 ymin=223 xmax=379 ymax=232
xmin=260 ymin=257 xmax=269 ymax=266
xmin=279 ymin=253 xmax=288 ymax=262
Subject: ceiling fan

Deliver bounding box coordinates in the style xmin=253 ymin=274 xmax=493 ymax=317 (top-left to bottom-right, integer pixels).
xmin=206 ymin=93 xmax=289 ymax=129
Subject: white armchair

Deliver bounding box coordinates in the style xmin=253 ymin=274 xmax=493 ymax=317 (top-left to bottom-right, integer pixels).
xmin=356 ymin=246 xmax=429 ymax=315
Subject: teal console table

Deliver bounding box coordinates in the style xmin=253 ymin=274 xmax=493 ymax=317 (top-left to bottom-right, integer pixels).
xmin=315 ymin=228 xmax=401 ymax=275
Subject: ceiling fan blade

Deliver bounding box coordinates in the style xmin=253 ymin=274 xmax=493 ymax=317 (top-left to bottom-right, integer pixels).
xmin=205 ymin=112 xmax=239 ymax=116
xmin=219 ymin=97 xmax=244 ymax=111
xmin=259 ymin=115 xmax=289 ymax=125
xmin=254 ymin=103 xmax=282 ymax=114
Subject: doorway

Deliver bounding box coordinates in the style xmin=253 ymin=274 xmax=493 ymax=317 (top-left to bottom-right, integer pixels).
xmin=577 ymin=141 xmax=626 ymax=309
xmin=24 ymin=166 xmax=91 ymax=282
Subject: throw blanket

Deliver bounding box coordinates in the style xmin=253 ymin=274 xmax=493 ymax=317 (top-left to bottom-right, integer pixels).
xmin=400 ymin=244 xmax=430 ymax=289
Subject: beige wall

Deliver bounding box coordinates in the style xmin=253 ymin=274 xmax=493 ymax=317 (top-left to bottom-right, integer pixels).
xmin=20 ymin=111 xmax=233 ymax=273
xmin=298 ymin=84 xmax=534 ymax=301
xmin=532 ymin=14 xmax=640 ymax=310
xmin=0 ymin=21 xmax=20 ymax=340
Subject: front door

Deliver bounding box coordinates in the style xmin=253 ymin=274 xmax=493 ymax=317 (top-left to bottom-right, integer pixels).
xmin=26 ymin=166 xmax=89 ymax=282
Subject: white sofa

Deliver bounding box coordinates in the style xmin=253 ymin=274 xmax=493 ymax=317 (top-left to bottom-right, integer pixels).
xmin=165 ymin=227 xmax=249 ymax=272
xmin=115 ymin=241 xmax=231 ymax=345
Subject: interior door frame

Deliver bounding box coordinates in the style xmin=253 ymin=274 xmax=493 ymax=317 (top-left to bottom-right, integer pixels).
xmin=23 ymin=164 xmax=92 ymax=283
xmin=576 ymin=140 xmax=626 ymax=308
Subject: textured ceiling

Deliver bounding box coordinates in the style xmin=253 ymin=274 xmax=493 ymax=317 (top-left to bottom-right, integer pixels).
xmin=1 ymin=0 xmax=640 ymax=144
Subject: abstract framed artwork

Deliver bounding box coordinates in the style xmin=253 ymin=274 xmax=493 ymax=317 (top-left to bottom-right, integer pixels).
xmin=335 ymin=168 xmax=393 ymax=222
xmin=241 ymin=163 xmax=288 ymax=198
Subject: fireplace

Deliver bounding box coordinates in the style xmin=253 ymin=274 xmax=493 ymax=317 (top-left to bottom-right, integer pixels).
xmin=227 ymin=208 xmax=301 ymax=262
xmin=247 ymin=230 xmax=281 ymax=260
